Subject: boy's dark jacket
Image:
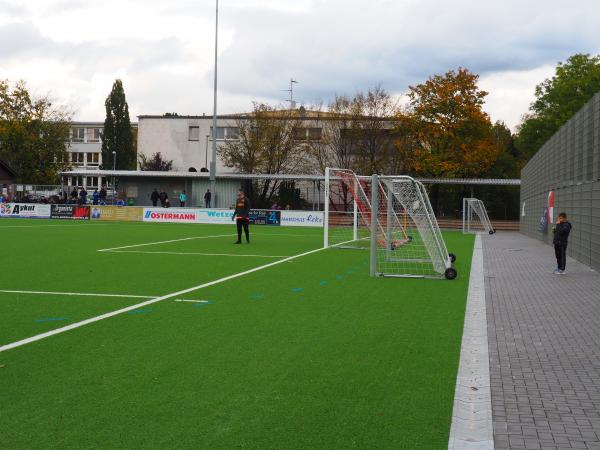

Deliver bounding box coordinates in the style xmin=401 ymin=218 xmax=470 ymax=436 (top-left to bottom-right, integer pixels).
xmin=553 ymin=221 xmax=572 ymax=245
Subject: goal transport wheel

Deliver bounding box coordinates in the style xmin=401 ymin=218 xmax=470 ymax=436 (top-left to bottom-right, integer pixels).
xmin=444 ymin=268 xmax=457 ymax=280
xmin=449 ymin=253 xmax=457 ymax=263
xmin=489 ymin=230 xmax=496 ymax=235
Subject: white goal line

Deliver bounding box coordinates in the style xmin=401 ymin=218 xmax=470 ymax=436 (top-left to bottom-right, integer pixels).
xmin=0 ymin=237 xmax=355 ymax=354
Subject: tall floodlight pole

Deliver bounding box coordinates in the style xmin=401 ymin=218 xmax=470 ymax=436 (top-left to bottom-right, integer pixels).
xmin=210 ymin=0 xmax=219 ymax=207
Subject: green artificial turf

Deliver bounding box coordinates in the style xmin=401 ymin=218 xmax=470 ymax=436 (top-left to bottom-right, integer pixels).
xmin=0 ymin=218 xmax=474 ymax=449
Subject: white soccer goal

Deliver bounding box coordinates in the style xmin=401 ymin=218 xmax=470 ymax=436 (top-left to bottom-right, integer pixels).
xmin=323 ymin=168 xmax=410 ymax=250
xmin=324 ymin=168 xmax=456 ymax=279
xmin=370 ymin=175 xmax=457 ymax=279
xmin=462 ymin=198 xmax=495 ymax=235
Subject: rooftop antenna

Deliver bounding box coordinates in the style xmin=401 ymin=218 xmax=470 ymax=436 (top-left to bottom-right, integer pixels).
xmin=282 ymin=78 xmax=299 ymax=109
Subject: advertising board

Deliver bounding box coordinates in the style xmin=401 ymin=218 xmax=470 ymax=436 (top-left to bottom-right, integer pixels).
xmin=0 ymin=203 xmax=51 ymax=218
xmin=280 ymin=210 xmax=324 ymax=227
xmin=50 ymin=205 xmax=90 ymax=220
xmin=91 ymin=206 xmax=143 ymax=222
xmin=143 ymin=208 xmax=198 ymax=223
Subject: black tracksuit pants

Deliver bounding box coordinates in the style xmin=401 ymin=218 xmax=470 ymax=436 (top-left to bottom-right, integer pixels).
xmin=554 ymin=243 xmax=567 ymax=271
xmin=236 ymin=219 xmax=250 ymax=242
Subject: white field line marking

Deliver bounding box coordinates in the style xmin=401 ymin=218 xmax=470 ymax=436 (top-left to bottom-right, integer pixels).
xmin=0 ymin=289 xmax=154 ymax=299
xmin=252 ymin=232 xmax=322 ymax=237
xmin=0 ymin=239 xmax=354 ymax=353
xmin=108 ymin=250 xmax=289 ymax=258
xmin=173 ymin=299 xmax=209 ymax=303
xmin=96 ymin=234 xmax=236 ymax=252
xmin=0 ymin=223 xmax=109 ymax=229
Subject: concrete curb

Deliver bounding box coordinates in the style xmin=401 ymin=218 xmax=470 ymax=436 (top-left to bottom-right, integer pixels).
xmin=448 ymin=234 xmax=494 ymax=450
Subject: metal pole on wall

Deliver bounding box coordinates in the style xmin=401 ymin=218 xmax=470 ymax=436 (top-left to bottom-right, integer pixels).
xmin=209 ymin=0 xmax=219 ymax=207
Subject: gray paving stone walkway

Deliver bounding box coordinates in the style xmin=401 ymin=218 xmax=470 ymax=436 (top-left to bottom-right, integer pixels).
xmin=483 ymin=232 xmax=600 ymax=450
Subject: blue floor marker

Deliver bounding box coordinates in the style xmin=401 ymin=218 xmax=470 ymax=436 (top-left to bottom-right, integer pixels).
xmin=35 ymin=317 xmax=68 ymax=323
xmin=291 ymin=287 xmax=304 ymax=293
xmin=335 ymin=275 xmax=344 ymax=281
xmin=193 ymin=301 xmax=214 ymax=308
xmin=319 ymin=280 xmax=328 ymax=286
xmin=249 ymin=293 xmax=265 ymax=300
xmin=127 ymin=308 xmax=152 ymax=315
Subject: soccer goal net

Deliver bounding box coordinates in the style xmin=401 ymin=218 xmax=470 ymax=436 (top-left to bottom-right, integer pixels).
xmin=462 ymin=198 xmax=495 ymax=234
xmin=371 ymin=176 xmax=457 ymax=280
xmin=323 ymin=168 xmax=410 ymax=250
xmin=324 ymin=168 xmax=456 ymax=279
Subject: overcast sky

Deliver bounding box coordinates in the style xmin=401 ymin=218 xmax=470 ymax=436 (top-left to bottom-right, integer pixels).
xmin=1 ymin=0 xmax=599 ymax=130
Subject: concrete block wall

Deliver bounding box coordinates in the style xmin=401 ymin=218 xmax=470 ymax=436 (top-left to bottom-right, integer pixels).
xmin=520 ymin=92 xmax=600 ymax=270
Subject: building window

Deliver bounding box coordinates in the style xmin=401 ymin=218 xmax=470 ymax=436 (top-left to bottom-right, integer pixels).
xmin=71 ymin=153 xmax=85 ymax=165
xmin=293 ymin=127 xmax=322 ymax=141
xmin=87 ymin=153 xmax=100 ymax=165
xmin=210 ymin=126 xmax=240 ymax=140
xmin=189 ymin=126 xmax=200 ymax=141
xmin=70 ymin=176 xmax=84 ymax=187
xmin=293 ymin=127 xmax=306 ymax=140
xmin=226 ymin=127 xmax=240 ymax=140
xmin=86 ymin=177 xmax=99 ymax=188
xmin=71 ymin=128 xmax=85 ymax=142
xmin=86 ymin=128 xmax=101 ymax=142
xmin=308 ymin=128 xmax=322 ymax=141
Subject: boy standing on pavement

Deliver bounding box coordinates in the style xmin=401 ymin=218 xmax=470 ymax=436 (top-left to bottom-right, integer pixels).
xmin=553 ymin=212 xmax=572 ymax=274
xmin=232 ymin=189 xmax=250 ymax=244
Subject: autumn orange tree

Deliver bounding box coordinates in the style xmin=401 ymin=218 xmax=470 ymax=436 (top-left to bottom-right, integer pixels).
xmin=397 ymin=68 xmax=500 ymax=178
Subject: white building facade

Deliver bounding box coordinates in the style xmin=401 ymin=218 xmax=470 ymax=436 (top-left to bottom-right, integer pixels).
xmin=64 ymin=121 xmax=137 ymax=189
xmin=137 ymin=115 xmax=242 ymax=173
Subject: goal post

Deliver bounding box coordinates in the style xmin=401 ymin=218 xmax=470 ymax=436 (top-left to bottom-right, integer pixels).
xmin=323 ymin=168 xmax=409 ymax=250
xmin=323 ymin=168 xmax=373 ymax=249
xmin=373 ymin=175 xmax=457 ymax=280
xmin=462 ymin=198 xmax=495 ymax=234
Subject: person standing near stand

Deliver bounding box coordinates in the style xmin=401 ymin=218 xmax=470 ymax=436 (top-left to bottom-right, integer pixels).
xmin=204 ymin=189 xmax=212 ymax=208
xmin=99 ymin=186 xmax=107 ymax=205
xmin=151 ymin=188 xmax=159 ymax=207
xmin=232 ymin=189 xmax=250 ymax=244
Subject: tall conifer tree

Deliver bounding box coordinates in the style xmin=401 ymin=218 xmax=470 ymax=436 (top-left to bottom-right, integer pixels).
xmin=101 ymin=79 xmax=135 ymax=169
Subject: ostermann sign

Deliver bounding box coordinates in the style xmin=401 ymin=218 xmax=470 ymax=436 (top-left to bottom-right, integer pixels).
xmin=143 ymin=209 xmax=197 ymax=223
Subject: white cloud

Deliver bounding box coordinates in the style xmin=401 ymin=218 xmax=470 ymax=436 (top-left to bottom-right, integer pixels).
xmin=479 ymin=66 xmax=556 ymax=131
xmin=1 ymin=0 xmax=599 ymax=126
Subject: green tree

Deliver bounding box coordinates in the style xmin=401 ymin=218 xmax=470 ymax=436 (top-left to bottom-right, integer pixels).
xmin=0 ymin=80 xmax=71 ymax=184
xmin=138 ymin=152 xmax=173 ymax=171
xmin=516 ymin=53 xmax=600 ymax=158
xmin=101 ymin=79 xmax=136 ymax=170
xmin=487 ymin=121 xmax=521 ymax=178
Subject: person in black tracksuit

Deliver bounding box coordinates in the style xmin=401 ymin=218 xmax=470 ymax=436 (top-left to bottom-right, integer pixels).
xmin=232 ymin=189 xmax=250 ymax=244
xmin=553 ymin=212 xmax=572 ymax=274
xmin=151 ymin=189 xmax=160 ymax=207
